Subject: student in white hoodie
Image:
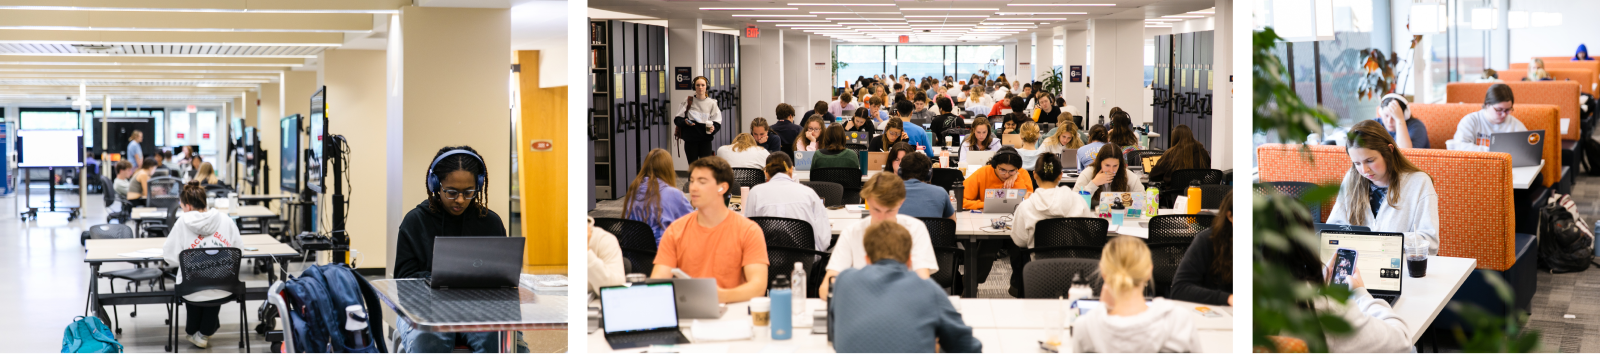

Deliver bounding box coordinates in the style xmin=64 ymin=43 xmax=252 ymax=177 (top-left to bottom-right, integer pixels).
xmin=1008 ymin=152 xmax=1094 ymax=296
xmin=1446 ymin=83 xmax=1527 ymax=152
xmin=160 ymin=181 xmax=243 ymax=349
xmin=1259 ymin=207 xmax=1412 ymax=353
xmin=587 ymin=217 xmax=625 ymax=294
xmin=1073 ymin=236 xmax=1201 ymax=353
xmin=1327 ymin=120 xmax=1441 ymax=255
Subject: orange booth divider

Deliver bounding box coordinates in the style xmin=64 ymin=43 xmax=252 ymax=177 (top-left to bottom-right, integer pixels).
xmin=1445 ymin=81 xmax=1581 ymax=141
xmin=1410 ymin=103 xmax=1561 ymax=187
xmin=1496 ymin=69 xmax=1594 ymax=96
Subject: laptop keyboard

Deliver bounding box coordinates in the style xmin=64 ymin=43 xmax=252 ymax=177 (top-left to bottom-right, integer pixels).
xmin=1374 ymin=293 xmax=1398 ymax=306
xmin=612 ymin=330 xmax=683 ymax=344
xmin=398 ymin=280 xmax=522 ymax=323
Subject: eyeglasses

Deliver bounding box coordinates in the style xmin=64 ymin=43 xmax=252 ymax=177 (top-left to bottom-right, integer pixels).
xmin=441 ymin=189 xmax=477 ymax=201
xmin=1492 ymin=106 xmax=1514 ymax=114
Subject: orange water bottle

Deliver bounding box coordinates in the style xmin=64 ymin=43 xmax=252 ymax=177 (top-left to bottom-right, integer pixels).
xmin=1186 ymin=181 xmax=1203 ymax=214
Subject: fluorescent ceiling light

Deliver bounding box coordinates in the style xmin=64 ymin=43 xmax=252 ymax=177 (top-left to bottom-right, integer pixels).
xmin=909 ymin=24 xmax=978 ymax=27
xmin=900 ymin=8 xmax=998 ymax=11
xmin=904 ymin=15 xmax=989 ymax=18
xmin=1470 ymin=7 xmax=1496 ymax=30
xmin=1161 ymin=15 xmax=1203 ymax=18
xmin=825 ymin=17 xmax=903 ymax=20
xmin=907 ymin=19 xmax=984 ymax=22
xmin=994 ymin=12 xmax=1085 ymax=15
xmin=0 ymin=52 xmax=315 ymax=59
xmin=1532 ymin=12 xmax=1562 ymax=27
xmin=0 ymin=40 xmax=340 ymax=47
xmin=755 ymin=20 xmax=830 ymax=22
xmin=1410 ymin=3 xmax=1444 ymax=34
xmin=1145 ymin=24 xmax=1172 ymax=27
xmin=855 ymin=29 xmax=910 ymax=32
xmin=789 ymin=3 xmax=897 ymax=6
xmin=840 ymin=22 xmax=908 ymax=25
xmin=0 ymin=6 xmax=398 ymax=14
xmin=810 ymin=11 xmax=901 ymax=14
xmin=1145 ymin=18 xmax=1179 ymax=22
xmin=776 ymin=23 xmax=842 ymax=26
xmin=701 ymin=7 xmax=800 ymax=10
xmin=1188 ymin=11 xmax=1215 ymax=14
xmin=988 ymin=18 xmax=1065 ymax=21
xmin=1006 ymin=3 xmax=1115 ymax=6
xmin=732 ymin=14 xmax=817 ymax=17
xmin=0 ymin=26 xmax=367 ymax=33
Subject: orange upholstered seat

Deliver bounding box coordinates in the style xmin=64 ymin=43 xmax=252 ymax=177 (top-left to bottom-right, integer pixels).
xmin=1496 ymin=69 xmax=1594 ymax=96
xmin=1410 ymin=103 xmax=1561 ymax=187
xmin=1254 ymin=336 xmax=1309 ymax=353
xmin=1445 ymin=81 xmax=1582 ymax=141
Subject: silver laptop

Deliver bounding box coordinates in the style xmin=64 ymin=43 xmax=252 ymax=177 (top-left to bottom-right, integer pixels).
xmin=641 ymin=278 xmax=726 ymax=319
xmin=429 ymin=237 xmax=524 ymax=288
xmin=795 ymin=151 xmax=818 ymax=171
xmin=981 ymin=188 xmax=1027 ymax=214
xmin=962 ymin=150 xmax=997 ymax=168
xmin=1318 ymin=230 xmax=1404 ymax=305
xmin=1488 ymin=130 xmax=1544 ymax=167
xmin=600 ymin=283 xmax=692 ymax=349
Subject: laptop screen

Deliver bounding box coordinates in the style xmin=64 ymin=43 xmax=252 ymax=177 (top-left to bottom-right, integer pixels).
xmin=1318 ymin=231 xmax=1403 ymax=292
xmin=600 ymin=283 xmax=679 ymax=334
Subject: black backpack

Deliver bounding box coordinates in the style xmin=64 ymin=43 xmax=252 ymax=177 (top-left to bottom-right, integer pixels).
xmin=1539 ymin=193 xmax=1597 ymax=273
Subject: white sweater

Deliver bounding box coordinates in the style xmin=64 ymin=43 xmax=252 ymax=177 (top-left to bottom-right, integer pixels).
xmin=1445 ymin=109 xmax=1526 ymax=152
xmin=1320 ymin=288 xmax=1413 ymax=353
xmin=587 ymin=217 xmax=625 ymax=293
xmin=685 ymin=95 xmax=723 ymax=126
xmin=1010 ymin=186 xmax=1095 ymax=250
xmin=1072 ymin=298 xmax=1201 ymax=353
xmin=1326 ymin=171 xmax=1441 ymax=255
xmin=161 ymin=209 xmax=244 ymax=302
xmin=716 ymin=145 xmax=769 ymax=169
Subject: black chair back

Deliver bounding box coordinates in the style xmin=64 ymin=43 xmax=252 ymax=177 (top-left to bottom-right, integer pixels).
xmin=809 ymin=168 xmax=864 ymax=204
xmin=731 ymin=168 xmax=767 ymax=195
xmin=918 ymin=217 xmax=962 ymax=294
xmin=1255 ymin=181 xmax=1322 ymax=222
xmin=928 ymin=168 xmax=965 ymax=194
xmin=176 ymin=248 xmax=245 ymax=300
xmin=800 ymin=181 xmax=844 ymax=207
xmin=592 ymin=218 xmax=659 ymax=274
xmin=1030 ymin=218 xmax=1110 ymax=260
xmin=844 ymin=143 xmax=868 ymax=151
xmin=1145 ymin=214 xmax=1215 ymax=297
xmin=1160 ymin=169 xmax=1225 ymax=207
xmin=1198 ymin=185 xmax=1231 ymax=209
xmin=750 ymin=217 xmax=828 ymax=298
xmin=146 ymin=176 xmax=183 ymax=210
xmin=89 ymin=224 xmax=135 ymax=240
xmin=102 ymin=175 xmax=119 ymax=207
xmin=1022 ymin=258 xmax=1102 ymax=299
xmin=206 ymin=185 xmax=234 ymax=199
xmin=1125 ymin=149 xmax=1163 ymax=169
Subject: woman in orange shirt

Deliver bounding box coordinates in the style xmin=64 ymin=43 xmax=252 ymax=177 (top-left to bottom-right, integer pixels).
xmin=961 ymin=147 xmax=1034 ymax=210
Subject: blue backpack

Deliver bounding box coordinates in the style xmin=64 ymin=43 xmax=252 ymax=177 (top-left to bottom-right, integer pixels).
xmin=61 ymin=316 xmax=122 ymax=353
xmin=283 ymin=264 xmax=387 ymax=353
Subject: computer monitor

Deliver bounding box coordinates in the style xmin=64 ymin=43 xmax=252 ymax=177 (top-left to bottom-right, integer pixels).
xmin=307 ymin=86 xmax=328 ymax=194
xmin=16 ymin=129 xmax=84 ymax=168
xmin=243 ymin=127 xmax=258 ymax=184
xmin=230 ymin=117 xmax=245 ymax=162
xmin=280 ymin=114 xmax=301 ymax=193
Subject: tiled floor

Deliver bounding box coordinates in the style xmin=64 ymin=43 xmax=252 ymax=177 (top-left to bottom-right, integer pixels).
xmin=1525 ymin=168 xmax=1600 ymax=353
xmin=4 ymin=186 xmax=570 ymax=353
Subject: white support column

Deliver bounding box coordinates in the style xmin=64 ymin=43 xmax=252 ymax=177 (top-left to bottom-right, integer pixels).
xmin=1062 ymin=28 xmax=1088 ymax=119
xmin=1088 ymin=19 xmax=1144 ymax=125
xmin=1212 ymin=0 xmax=1232 ymax=170
xmin=740 ymin=28 xmax=784 ymax=138
xmin=810 ymin=36 xmax=833 ymax=104
xmin=1017 ymin=36 xmax=1033 ymax=84
xmin=1036 ymin=31 xmax=1057 ymax=85
xmin=667 ymin=18 xmax=703 ymax=169
xmin=783 ymin=30 xmax=810 ymax=110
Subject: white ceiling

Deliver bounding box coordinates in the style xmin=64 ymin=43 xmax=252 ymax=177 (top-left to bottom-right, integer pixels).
xmin=587 ymin=0 xmax=1215 ymax=43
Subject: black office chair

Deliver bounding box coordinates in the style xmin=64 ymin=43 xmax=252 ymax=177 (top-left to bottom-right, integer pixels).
xmin=205 ymin=185 xmax=234 ymax=199
xmin=1160 ymin=169 xmax=1225 ymax=207
xmin=88 ymin=224 xmax=169 ymax=335
xmin=750 ymin=217 xmax=828 ymax=298
xmin=102 ymin=175 xmax=132 ymax=224
xmin=918 ymin=217 xmax=964 ymax=296
xmin=800 ymin=181 xmax=844 ymax=208
xmin=145 ymin=176 xmax=183 ymax=211
xmin=591 ymin=218 xmax=659 ymax=275
xmin=141 ymin=206 xmax=181 ymax=239
xmin=622 ymin=258 xmax=632 ymax=275
xmin=1125 ymin=149 xmax=1163 ymax=170
xmin=844 ymin=143 xmax=868 ymax=151
xmin=928 ymin=168 xmax=965 ymax=192
xmin=1256 ymin=181 xmax=1322 ymax=222
xmin=170 ymin=248 xmax=250 ymax=352
xmin=1198 ymin=185 xmax=1231 ymax=210
xmin=1028 ymin=218 xmax=1110 ymax=260
xmin=1146 ymin=214 xmax=1215 ymax=298
xmin=1022 ymin=258 xmax=1102 ymax=299
xmin=731 ymin=168 xmax=766 ymax=196
xmin=809 ymin=168 xmax=863 ymax=204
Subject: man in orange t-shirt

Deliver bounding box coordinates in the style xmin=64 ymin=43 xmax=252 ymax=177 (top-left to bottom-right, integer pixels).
xmin=652 ymin=156 xmax=770 ymax=304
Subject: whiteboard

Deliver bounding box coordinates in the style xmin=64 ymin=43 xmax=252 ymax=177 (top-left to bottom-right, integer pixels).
xmin=18 ymin=130 xmax=84 ymax=168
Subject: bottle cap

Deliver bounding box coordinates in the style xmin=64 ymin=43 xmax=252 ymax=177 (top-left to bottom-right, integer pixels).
xmin=772 ymin=274 xmax=791 ymax=288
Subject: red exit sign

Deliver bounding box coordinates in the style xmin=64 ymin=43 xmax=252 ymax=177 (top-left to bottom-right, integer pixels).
xmin=899 ymin=35 xmax=909 ymax=43
xmin=745 ymin=25 xmax=759 ymax=38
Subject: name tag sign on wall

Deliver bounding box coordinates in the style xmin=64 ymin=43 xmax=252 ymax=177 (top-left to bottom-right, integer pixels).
xmin=675 ymin=67 xmax=693 ymax=90
xmin=530 ymin=139 xmax=554 ymax=152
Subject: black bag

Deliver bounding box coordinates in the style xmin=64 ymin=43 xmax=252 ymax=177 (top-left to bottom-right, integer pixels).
xmin=1539 ymin=193 xmax=1597 ymax=273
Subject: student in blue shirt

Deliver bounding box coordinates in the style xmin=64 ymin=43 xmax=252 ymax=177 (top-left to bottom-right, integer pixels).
xmin=1077 ymin=125 xmax=1109 ymax=170
xmin=623 ymin=149 xmax=694 ymax=243
xmin=892 ymin=100 xmax=933 ymax=150
xmin=1373 ymin=94 xmax=1428 ymax=149
xmin=894 ymin=152 xmax=955 ymax=219
xmin=832 ymin=221 xmax=982 ymax=353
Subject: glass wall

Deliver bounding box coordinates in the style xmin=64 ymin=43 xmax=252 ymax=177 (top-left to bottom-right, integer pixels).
xmin=836 ymin=45 xmax=1006 ymax=82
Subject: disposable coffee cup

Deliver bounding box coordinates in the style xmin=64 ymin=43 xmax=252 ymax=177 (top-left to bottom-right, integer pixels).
xmin=751 ymin=297 xmax=772 ymax=327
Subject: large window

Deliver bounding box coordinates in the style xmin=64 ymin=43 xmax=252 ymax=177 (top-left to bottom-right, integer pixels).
xmin=19 ymin=111 xmax=80 ymax=130
xmin=836 ymin=45 xmax=1006 ymax=82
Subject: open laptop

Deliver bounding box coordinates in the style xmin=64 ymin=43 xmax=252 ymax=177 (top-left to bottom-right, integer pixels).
xmin=1318 ymin=230 xmax=1404 ymax=305
xmin=981 ymin=188 xmax=1027 ymax=214
xmin=962 ymin=150 xmax=997 ymax=169
xmin=639 ymin=278 xmax=726 ymax=319
xmin=795 ymin=151 xmax=818 ymax=171
xmin=1315 ymin=223 xmax=1371 ymax=232
xmin=429 ymin=237 xmax=524 ymax=288
xmin=600 ymin=283 xmax=692 ymax=350
xmin=1488 ymin=130 xmax=1544 ymax=167
xmin=1057 ymin=149 xmax=1079 ymax=173
xmin=866 ymin=152 xmax=890 ymax=172
xmin=846 ymin=130 xmax=873 ymax=148
xmin=1001 ymin=134 xmax=1024 ymax=148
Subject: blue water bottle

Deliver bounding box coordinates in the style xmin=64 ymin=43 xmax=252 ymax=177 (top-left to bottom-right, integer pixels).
xmin=770 ymin=275 xmax=794 ymax=340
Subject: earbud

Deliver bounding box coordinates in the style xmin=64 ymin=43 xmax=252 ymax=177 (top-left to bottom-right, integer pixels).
xmin=719 ymin=187 xmax=725 ymax=192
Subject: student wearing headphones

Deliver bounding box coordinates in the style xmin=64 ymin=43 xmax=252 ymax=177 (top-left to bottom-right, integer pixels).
xmin=394 ymin=145 xmax=504 ymax=352
xmin=676 ymin=76 xmax=723 ymax=165
xmin=1373 ymin=94 xmax=1428 ymax=149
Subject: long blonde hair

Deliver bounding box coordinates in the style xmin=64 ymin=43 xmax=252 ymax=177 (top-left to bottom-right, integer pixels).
xmin=1100 ymin=236 xmax=1152 ymax=296
xmin=1044 ymin=121 xmax=1086 ymax=149
xmin=1530 ymin=58 xmax=1551 ymax=81
xmin=622 ymin=149 xmax=678 ymax=228
xmin=196 ymin=162 xmax=218 ymax=184
xmin=730 ymin=133 xmax=758 ymax=152
xmin=1340 ymin=120 xmax=1427 ymax=225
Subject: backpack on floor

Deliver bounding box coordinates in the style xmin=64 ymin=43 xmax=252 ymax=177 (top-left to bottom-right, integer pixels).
xmin=1539 ymin=193 xmax=1597 ymax=273
xmin=282 ymin=264 xmax=387 ymax=353
xmin=61 ymin=316 xmax=122 ymax=353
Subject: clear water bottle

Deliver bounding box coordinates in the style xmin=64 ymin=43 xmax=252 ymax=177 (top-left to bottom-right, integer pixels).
xmin=792 ymin=262 xmax=807 ymax=315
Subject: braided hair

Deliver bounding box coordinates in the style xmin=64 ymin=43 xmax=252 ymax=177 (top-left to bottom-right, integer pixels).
xmin=427 ymin=145 xmax=490 ymax=217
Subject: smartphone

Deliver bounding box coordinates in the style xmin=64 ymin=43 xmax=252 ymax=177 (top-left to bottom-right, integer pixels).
xmin=1331 ymin=248 xmax=1358 ymax=289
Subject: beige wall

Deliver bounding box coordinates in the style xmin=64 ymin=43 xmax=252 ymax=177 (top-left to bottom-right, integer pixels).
xmin=258 ymin=82 xmax=281 ymax=194
xmin=392 ymin=6 xmax=512 ymax=244
xmin=322 ymin=48 xmax=390 ymax=269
